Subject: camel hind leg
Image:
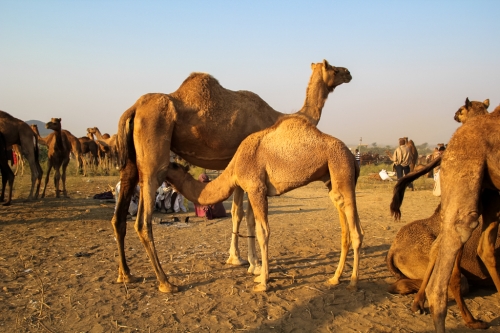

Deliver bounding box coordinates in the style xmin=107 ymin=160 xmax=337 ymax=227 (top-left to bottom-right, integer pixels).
xmin=247 ymin=192 xmax=270 ymax=292
xmin=227 ymin=187 xmax=248 ymax=266
xmin=326 ymin=176 xmax=363 ymax=291
xmin=0 ymin=159 xmax=14 ymax=206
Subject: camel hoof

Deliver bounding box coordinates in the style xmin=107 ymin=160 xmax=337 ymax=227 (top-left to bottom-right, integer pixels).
xmin=2 ymin=201 xmax=11 ymax=206
xmin=116 ymin=274 xmax=140 ymax=284
xmin=346 ymin=283 xmax=358 ymax=292
xmin=226 ymin=256 xmax=249 ymax=266
xmin=327 ymin=277 xmax=340 ymax=286
xmin=159 ymin=282 xmax=179 ymax=293
xmin=248 ymin=264 xmax=261 ymax=275
xmin=466 ymin=320 xmax=489 ymax=330
xmin=253 ymin=284 xmax=268 ymax=292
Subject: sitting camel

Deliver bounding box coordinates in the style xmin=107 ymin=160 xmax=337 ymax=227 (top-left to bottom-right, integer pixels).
xmin=0 ymin=111 xmax=42 ymax=201
xmin=112 ymin=60 xmax=352 ymax=292
xmin=0 ymin=133 xmax=15 ymax=205
xmin=454 ymin=98 xmax=489 ymax=123
xmin=390 ymin=101 xmax=500 ymax=332
xmin=165 ymin=115 xmax=363 ymax=292
xmin=387 ymin=193 xmax=500 ymax=329
xmin=41 ymin=118 xmax=72 ymax=198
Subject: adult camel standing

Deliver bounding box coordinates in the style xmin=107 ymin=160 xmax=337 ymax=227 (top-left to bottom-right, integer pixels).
xmin=112 ymin=60 xmax=352 ymax=292
xmin=0 ymin=111 xmax=42 ymax=201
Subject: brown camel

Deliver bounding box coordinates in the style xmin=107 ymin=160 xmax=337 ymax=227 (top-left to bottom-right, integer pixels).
xmin=454 ymin=98 xmax=489 ymax=123
xmin=403 ymin=137 xmax=418 ymax=172
xmin=31 ymin=124 xmax=85 ymax=176
xmin=41 ymin=118 xmax=72 ymax=198
xmin=387 ymin=192 xmax=500 ymax=329
xmin=0 ymin=111 xmax=42 ymax=200
xmin=0 ymin=133 xmax=15 ymax=205
xmin=112 ymin=59 xmax=352 ymax=292
xmin=87 ymin=127 xmax=117 ymax=170
xmin=390 ymin=103 xmax=500 ymax=332
xmin=166 ymin=115 xmax=363 ymax=291
xmin=78 ymin=135 xmax=99 ymax=171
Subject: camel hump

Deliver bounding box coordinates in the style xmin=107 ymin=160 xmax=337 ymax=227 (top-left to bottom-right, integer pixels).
xmin=387 ymin=278 xmax=422 ymax=295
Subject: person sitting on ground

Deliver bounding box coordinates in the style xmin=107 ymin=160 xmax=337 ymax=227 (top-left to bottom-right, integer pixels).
xmin=115 ymin=181 xmax=140 ymax=216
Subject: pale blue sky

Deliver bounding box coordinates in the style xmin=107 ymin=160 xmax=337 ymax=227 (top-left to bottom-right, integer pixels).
xmin=1 ymin=1 xmax=499 ymax=147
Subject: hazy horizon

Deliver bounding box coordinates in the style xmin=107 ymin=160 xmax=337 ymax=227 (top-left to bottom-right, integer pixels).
xmin=2 ymin=1 xmax=499 ymax=148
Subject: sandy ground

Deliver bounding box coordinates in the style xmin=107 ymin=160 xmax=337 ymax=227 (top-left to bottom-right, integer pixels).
xmin=0 ymin=170 xmax=499 ymax=333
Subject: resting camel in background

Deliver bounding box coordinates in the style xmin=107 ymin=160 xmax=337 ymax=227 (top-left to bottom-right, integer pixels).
xmin=0 ymin=133 xmax=15 ymax=205
xmin=166 ymin=115 xmax=363 ymax=292
xmin=41 ymin=118 xmax=72 ymax=198
xmin=454 ymin=98 xmax=489 ymax=124
xmin=31 ymin=124 xmax=85 ymax=176
xmin=0 ymin=111 xmax=42 ymax=201
xmin=112 ymin=60 xmax=352 ymax=292
xmin=390 ymin=100 xmax=500 ymax=332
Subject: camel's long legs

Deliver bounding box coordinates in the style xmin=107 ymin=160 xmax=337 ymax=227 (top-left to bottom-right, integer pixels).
xmin=411 ymin=235 xmax=440 ymax=313
xmin=227 ymin=187 xmax=247 ymax=265
xmin=111 ymin=162 xmax=139 ymax=284
xmin=449 ymin=248 xmax=488 ymax=329
xmin=245 ymin=203 xmax=260 ymax=275
xmin=248 ymin=193 xmax=270 ymax=292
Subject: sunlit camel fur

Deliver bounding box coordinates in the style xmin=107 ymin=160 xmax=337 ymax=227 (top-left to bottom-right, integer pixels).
xmin=390 ymin=104 xmax=500 ymax=332
xmin=387 ymin=191 xmax=500 ymax=329
xmin=0 ymin=111 xmax=42 ymax=200
xmin=40 ymin=118 xmax=72 ymax=198
xmin=12 ymin=145 xmax=24 ymax=176
xmin=112 ymin=60 xmax=352 ymax=292
xmin=0 ymin=133 xmax=15 ymax=205
xmin=165 ymin=116 xmax=363 ymax=292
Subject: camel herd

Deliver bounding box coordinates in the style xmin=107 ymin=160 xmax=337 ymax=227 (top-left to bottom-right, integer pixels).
xmin=0 ymin=60 xmax=499 ymax=332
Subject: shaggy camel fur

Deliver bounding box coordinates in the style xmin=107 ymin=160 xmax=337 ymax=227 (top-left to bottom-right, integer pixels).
xmin=112 ymin=60 xmax=352 ymax=292
xmin=387 ymin=192 xmax=500 ymax=329
xmin=454 ymin=98 xmax=489 ymax=123
xmin=0 ymin=133 xmax=15 ymax=205
xmin=41 ymin=118 xmax=72 ymax=198
xmin=31 ymin=124 xmax=85 ymax=176
xmin=0 ymin=111 xmax=42 ymax=200
xmin=166 ymin=116 xmax=363 ymax=291
xmin=391 ymin=107 xmax=500 ymax=332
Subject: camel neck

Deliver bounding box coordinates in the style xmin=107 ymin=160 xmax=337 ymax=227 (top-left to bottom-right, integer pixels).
xmin=296 ymin=71 xmax=331 ymax=126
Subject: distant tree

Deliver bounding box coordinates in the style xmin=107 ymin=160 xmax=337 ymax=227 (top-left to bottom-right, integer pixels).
xmin=371 ymin=142 xmax=377 ymax=147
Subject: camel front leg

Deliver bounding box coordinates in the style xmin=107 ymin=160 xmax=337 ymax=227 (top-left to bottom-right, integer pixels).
xmin=245 ymin=204 xmax=260 ymax=275
xmin=61 ymin=160 xmax=70 ymax=197
xmin=41 ymin=163 xmax=53 ymax=198
xmin=412 ymin=235 xmax=440 ymax=313
xmin=248 ymin=193 xmax=270 ymax=292
xmin=135 ymin=181 xmax=178 ymax=293
xmin=54 ymin=167 xmax=61 ymax=198
xmin=226 ymin=187 xmax=248 ymax=266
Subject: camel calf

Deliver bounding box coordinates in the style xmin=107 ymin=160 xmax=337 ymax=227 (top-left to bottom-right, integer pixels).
xmin=166 ymin=115 xmax=363 ymax=292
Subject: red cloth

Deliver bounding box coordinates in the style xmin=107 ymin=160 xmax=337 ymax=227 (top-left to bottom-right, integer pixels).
xmin=194 ymin=174 xmax=227 ymax=219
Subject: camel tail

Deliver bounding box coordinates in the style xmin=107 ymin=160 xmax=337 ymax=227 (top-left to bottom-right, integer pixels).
xmin=387 ymin=278 xmax=422 ymax=295
xmin=390 ymin=156 xmax=441 ymax=220
xmin=116 ymin=106 xmax=137 ymax=170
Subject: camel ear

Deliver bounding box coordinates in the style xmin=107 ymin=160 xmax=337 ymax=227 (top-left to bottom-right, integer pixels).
xmin=483 ymin=99 xmax=490 ymax=109
xmin=323 ymin=59 xmax=330 ymax=68
xmin=465 ymin=97 xmax=471 ymax=108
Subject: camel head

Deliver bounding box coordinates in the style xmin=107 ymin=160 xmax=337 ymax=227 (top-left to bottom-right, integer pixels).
xmin=313 ymin=59 xmax=352 ymax=92
xmin=165 ymin=162 xmax=191 ymax=189
xmin=45 ymin=118 xmax=62 ymax=131
xmin=87 ymin=127 xmax=97 ymax=134
xmin=454 ymin=98 xmax=490 ymax=124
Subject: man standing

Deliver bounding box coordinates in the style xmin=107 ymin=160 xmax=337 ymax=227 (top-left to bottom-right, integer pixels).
xmin=355 ymin=149 xmax=361 ymax=167
xmin=388 ymin=138 xmax=413 ymax=190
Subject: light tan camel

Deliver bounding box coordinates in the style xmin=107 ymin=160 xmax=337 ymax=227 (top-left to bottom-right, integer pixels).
xmin=41 ymin=118 xmax=72 ymax=198
xmin=31 ymin=124 xmax=85 ymax=176
xmin=112 ymin=60 xmax=352 ymax=292
xmin=0 ymin=133 xmax=15 ymax=205
xmin=454 ymin=98 xmax=489 ymax=123
xmin=387 ymin=193 xmax=500 ymax=329
xmin=390 ymin=104 xmax=500 ymax=332
xmin=166 ymin=115 xmax=363 ymax=291
xmin=0 ymin=111 xmax=42 ymax=200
